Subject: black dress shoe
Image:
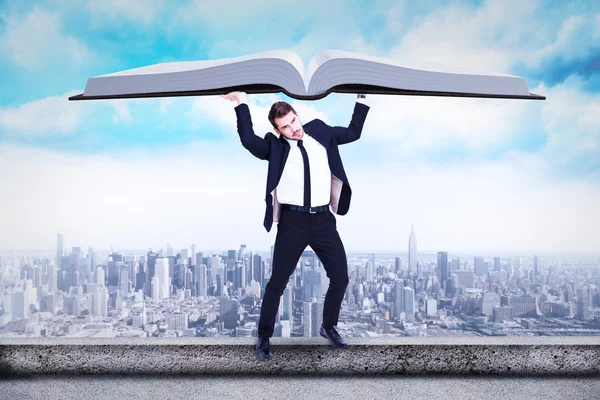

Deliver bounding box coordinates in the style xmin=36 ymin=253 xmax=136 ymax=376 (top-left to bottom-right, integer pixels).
xmin=320 ymin=325 xmax=348 ymax=348
xmin=256 ymin=336 xmax=272 ymax=360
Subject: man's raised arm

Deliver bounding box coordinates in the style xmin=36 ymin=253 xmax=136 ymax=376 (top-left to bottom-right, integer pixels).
xmin=222 ymin=91 xmax=270 ymax=161
xmin=330 ymin=94 xmax=370 ymax=145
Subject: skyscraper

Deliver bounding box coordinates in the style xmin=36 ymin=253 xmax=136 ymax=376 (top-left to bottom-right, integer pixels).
xmin=437 ymin=251 xmax=448 ymax=289
xmin=403 ymin=286 xmax=415 ymax=322
xmin=302 ymin=298 xmax=323 ymax=337
xmin=145 ymin=249 xmax=159 ymax=296
xmin=365 ymin=261 xmax=373 ymax=282
xmin=394 ymin=279 xmax=404 ymax=320
xmin=408 ymin=225 xmax=417 ymax=273
xmin=474 ymin=256 xmax=485 ymax=277
xmin=198 ymin=263 xmax=207 ymax=297
xmin=87 ymin=246 xmax=96 ymax=278
xmin=56 ymin=233 xmax=64 ymax=270
xmin=282 ymin=274 xmax=294 ymax=331
xmin=191 ymin=244 xmax=197 ymax=266
xmin=303 ymin=300 xmax=312 ymax=336
xmin=494 ymin=257 xmax=501 ymax=272
xmin=481 ymin=292 xmax=501 ymax=316
xmin=154 ymin=257 xmax=171 ymax=299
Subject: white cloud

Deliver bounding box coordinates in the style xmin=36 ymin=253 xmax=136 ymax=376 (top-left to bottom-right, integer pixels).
xmin=344 ymin=152 xmax=600 ymax=254
xmin=0 ymin=91 xmax=145 ymax=137
xmin=0 ymin=6 xmax=92 ymax=69
xmin=524 ymin=13 xmax=600 ymax=68
xmin=1 ymin=142 xmax=598 ymax=255
xmin=532 ymin=77 xmax=600 ymax=177
xmin=359 ymin=93 xmax=540 ymax=155
xmin=86 ymin=0 xmax=166 ymax=25
xmin=159 ymin=98 xmax=174 ymax=114
xmin=108 ymin=100 xmax=132 ymax=124
xmin=0 ymin=90 xmax=88 ymax=138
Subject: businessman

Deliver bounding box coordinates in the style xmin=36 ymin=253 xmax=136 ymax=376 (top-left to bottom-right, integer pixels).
xmin=222 ymin=91 xmax=369 ymax=360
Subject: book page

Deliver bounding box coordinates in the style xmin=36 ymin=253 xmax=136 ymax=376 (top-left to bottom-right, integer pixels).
xmin=83 ymin=50 xmax=308 ymax=97
xmin=99 ymin=50 xmax=306 ymax=77
xmin=306 ymin=50 xmax=530 ymax=97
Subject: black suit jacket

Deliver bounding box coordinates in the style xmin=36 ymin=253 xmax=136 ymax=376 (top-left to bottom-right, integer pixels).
xmin=234 ymin=102 xmax=370 ymax=232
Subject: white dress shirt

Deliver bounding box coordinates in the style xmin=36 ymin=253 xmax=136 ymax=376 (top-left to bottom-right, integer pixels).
xmin=276 ymin=132 xmax=331 ymax=207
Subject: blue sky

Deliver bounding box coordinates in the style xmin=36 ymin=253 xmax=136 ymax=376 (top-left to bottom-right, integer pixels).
xmin=0 ymin=0 xmax=598 ymax=255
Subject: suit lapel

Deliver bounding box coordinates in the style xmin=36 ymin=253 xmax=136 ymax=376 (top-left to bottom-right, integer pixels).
xmin=303 ymin=122 xmax=329 ymax=148
xmin=278 ymin=134 xmax=290 ymax=179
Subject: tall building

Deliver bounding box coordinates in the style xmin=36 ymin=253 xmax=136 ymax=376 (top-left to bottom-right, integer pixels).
xmin=11 ymin=291 xmax=28 ymax=320
xmin=454 ymin=271 xmax=475 ymax=289
xmin=220 ymin=296 xmax=240 ymax=329
xmin=577 ymin=288 xmax=591 ymax=320
xmin=394 ymin=279 xmax=404 ymax=320
xmin=56 ymin=233 xmax=64 ymax=270
xmin=394 ymin=257 xmax=402 ymax=274
xmin=451 ymin=257 xmax=460 ymax=271
xmin=403 ymin=286 xmax=415 ymax=321
xmin=303 ymin=269 xmax=321 ymax=302
xmin=437 ymin=251 xmax=448 ymax=289
xmin=47 ymin=263 xmax=57 ymax=292
xmin=154 ymin=258 xmax=171 ymax=299
xmin=119 ymin=265 xmax=130 ymax=296
xmin=210 ymin=254 xmax=221 ymax=289
xmin=198 ymin=263 xmax=208 ymax=297
xmin=494 ymin=257 xmax=501 ymax=272
xmin=95 ymin=266 xmax=105 ymax=286
xmin=191 ymin=244 xmax=197 ymax=266
xmin=253 ymin=253 xmax=263 ymax=293
xmin=366 ymin=261 xmax=373 ymax=282
xmin=300 ymin=250 xmax=317 ymax=300
xmin=282 ymin=274 xmax=294 ymax=331
xmin=145 ymin=249 xmax=160 ymax=296
xmin=474 ymin=257 xmax=485 ymax=277
xmin=239 ymin=244 xmax=247 ymax=261
xmin=533 ymin=255 xmax=539 ymax=277
xmin=91 ymin=285 xmax=108 ymax=316
xmin=303 ymin=300 xmax=312 ymax=336
xmin=166 ymin=243 xmax=174 ymax=257
xmin=311 ymin=300 xmax=323 ymax=337
xmin=87 ymin=246 xmax=96 ymax=278
xmin=177 ymin=248 xmax=187 ymax=266
xmin=426 ymin=298 xmax=437 ymax=317
xmin=302 ymin=298 xmax=323 ymax=337
xmin=481 ymin=292 xmax=501 ymax=316
xmin=408 ymin=225 xmax=417 ymax=273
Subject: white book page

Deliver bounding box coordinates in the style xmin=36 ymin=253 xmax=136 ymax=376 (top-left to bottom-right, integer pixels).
xmin=306 ymin=50 xmax=530 ymax=96
xmin=84 ymin=50 xmax=307 ymax=96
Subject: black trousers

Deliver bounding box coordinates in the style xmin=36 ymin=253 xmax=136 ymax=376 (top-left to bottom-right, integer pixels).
xmin=257 ymin=206 xmax=349 ymax=337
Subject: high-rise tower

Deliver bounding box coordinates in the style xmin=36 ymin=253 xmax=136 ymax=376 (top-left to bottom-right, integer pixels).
xmin=408 ymin=225 xmax=417 ymax=273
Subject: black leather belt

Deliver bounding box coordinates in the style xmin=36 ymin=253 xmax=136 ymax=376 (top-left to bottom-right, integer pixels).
xmin=281 ymin=204 xmax=329 ymax=214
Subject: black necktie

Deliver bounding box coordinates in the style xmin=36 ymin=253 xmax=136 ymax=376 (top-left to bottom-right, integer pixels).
xmin=297 ymin=139 xmax=311 ymax=208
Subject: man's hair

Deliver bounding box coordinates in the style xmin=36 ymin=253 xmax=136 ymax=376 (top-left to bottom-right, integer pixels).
xmin=268 ymin=101 xmax=297 ymax=130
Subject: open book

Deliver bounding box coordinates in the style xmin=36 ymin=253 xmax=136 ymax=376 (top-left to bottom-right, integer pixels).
xmin=69 ymin=50 xmax=545 ymax=101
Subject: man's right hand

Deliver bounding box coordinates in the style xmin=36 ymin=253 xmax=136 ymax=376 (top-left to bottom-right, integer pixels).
xmin=221 ymin=91 xmax=247 ymax=106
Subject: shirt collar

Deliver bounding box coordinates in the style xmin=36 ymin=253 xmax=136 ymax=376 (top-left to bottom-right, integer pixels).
xmin=283 ymin=133 xmax=308 ymax=147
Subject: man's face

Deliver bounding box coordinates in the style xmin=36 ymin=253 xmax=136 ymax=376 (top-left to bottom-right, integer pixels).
xmin=274 ymin=111 xmax=303 ymax=140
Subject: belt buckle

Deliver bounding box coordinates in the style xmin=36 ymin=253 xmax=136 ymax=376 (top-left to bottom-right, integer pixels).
xmin=309 ymin=206 xmax=317 ymax=214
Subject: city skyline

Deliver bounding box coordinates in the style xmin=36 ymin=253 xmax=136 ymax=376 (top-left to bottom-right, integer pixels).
xmin=2 ymin=226 xmax=599 ymax=340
